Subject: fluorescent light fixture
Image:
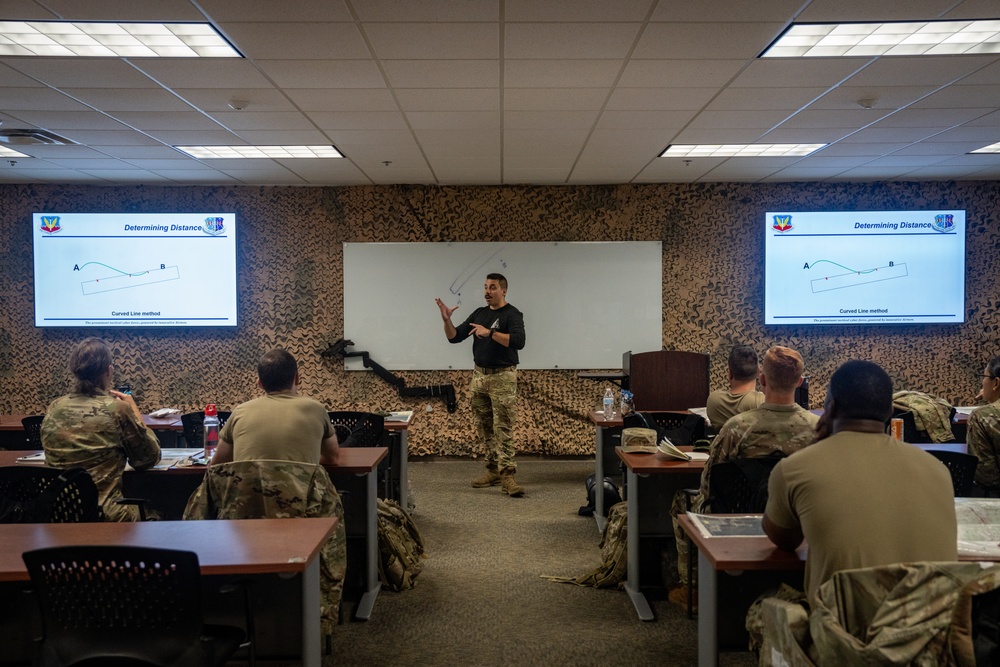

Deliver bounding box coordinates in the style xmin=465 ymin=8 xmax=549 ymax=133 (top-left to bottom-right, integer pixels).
xmin=660 ymin=144 xmax=826 ymax=158
xmin=970 ymin=141 xmax=1000 ymax=154
xmin=0 ymin=146 xmax=29 ymax=158
xmin=0 ymin=21 xmax=241 ymax=57
xmin=175 ymin=145 xmax=344 ymax=159
xmin=761 ymin=20 xmax=1000 ymax=57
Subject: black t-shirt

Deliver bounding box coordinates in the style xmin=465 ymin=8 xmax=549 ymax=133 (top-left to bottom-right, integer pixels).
xmin=450 ymin=303 xmax=525 ymax=368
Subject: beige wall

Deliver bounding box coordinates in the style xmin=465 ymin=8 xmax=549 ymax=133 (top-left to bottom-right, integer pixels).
xmin=1 ymin=181 xmax=997 ymax=456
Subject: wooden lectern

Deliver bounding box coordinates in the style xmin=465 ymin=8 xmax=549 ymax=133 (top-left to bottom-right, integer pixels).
xmin=622 ymin=349 xmax=710 ymax=411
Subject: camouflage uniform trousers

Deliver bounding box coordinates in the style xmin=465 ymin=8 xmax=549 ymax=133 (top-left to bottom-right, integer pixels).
xmin=470 ymin=367 xmax=517 ymax=471
xmin=182 ymin=460 xmax=347 ymax=635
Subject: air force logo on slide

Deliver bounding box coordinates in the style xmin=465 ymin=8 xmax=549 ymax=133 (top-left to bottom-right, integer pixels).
xmin=39 ymin=216 xmax=61 ymax=234
xmin=933 ymin=214 xmax=955 ymax=233
xmin=772 ymin=215 xmax=793 ymax=233
xmin=203 ymin=216 xmax=225 ymax=235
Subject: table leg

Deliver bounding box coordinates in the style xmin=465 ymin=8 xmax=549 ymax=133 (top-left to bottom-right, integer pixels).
xmin=697 ymin=549 xmax=718 ymax=667
xmin=595 ymin=425 xmax=606 ymax=532
xmin=623 ymin=468 xmax=654 ymax=621
xmin=397 ymin=429 xmax=409 ymax=510
xmin=301 ymin=557 xmax=321 ymax=667
xmin=354 ymin=469 xmax=381 ymax=621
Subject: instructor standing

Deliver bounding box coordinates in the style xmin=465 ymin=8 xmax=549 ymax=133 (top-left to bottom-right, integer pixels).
xmin=436 ymin=273 xmax=526 ymax=497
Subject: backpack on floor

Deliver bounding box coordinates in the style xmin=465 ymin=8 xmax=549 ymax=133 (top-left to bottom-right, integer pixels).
xmin=376 ymin=498 xmax=426 ymax=591
xmin=578 ymin=473 xmax=622 ymax=517
xmin=544 ymin=501 xmax=628 ymax=589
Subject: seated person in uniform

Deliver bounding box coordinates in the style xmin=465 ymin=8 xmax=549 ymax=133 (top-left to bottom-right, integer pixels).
xmin=670 ymin=345 xmax=817 ymax=605
xmin=763 ymin=359 xmax=957 ymax=608
xmin=706 ymin=345 xmax=765 ymax=430
xmin=211 ymin=347 xmax=339 ymax=465
xmin=968 ymin=355 xmax=1000 ymax=496
xmin=41 ymin=337 xmax=161 ymax=521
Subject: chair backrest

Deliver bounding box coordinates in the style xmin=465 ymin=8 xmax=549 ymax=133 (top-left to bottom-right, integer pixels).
xmin=22 ymin=545 xmax=207 ymax=666
xmin=708 ymin=455 xmax=785 ymax=514
xmin=19 ymin=415 xmax=45 ymax=451
xmin=623 ymin=411 xmax=706 ymax=446
xmin=180 ymin=410 xmax=232 ymax=449
xmin=0 ymin=466 xmax=101 ymax=523
xmin=622 ymin=350 xmax=710 ymax=411
xmin=926 ymin=450 xmax=978 ymax=497
xmin=327 ymin=411 xmax=386 ymax=447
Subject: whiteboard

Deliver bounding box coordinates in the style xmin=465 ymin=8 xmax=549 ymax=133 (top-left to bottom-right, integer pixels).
xmin=343 ymin=242 xmax=662 ymax=370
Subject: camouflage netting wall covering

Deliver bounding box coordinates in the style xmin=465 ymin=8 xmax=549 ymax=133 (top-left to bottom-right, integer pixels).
xmin=1 ymin=182 xmax=998 ymax=457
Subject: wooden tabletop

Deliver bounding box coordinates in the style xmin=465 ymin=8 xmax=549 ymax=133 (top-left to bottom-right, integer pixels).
xmin=0 ymin=517 xmax=339 ymax=582
xmin=0 ymin=447 xmax=388 ymax=475
xmin=615 ymin=446 xmax=706 ymax=473
xmin=0 ymin=413 xmax=183 ymax=432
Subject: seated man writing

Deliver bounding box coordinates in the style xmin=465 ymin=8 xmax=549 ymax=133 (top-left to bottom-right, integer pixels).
xmin=763 ymin=359 xmax=957 ymax=607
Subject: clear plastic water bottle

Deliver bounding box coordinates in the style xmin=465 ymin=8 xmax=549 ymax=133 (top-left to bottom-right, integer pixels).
xmin=203 ymin=403 xmax=219 ymax=462
xmin=603 ymin=388 xmax=615 ymax=421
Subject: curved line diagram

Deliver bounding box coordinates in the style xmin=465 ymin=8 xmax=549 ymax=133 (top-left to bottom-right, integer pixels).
xmin=77 ymin=261 xmax=150 ymax=277
xmin=806 ymin=259 xmax=877 ymax=276
xmin=807 ymin=260 xmax=908 ymax=294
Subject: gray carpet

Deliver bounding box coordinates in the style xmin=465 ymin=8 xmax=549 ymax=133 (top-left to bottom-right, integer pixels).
xmin=327 ymin=459 xmax=757 ymax=666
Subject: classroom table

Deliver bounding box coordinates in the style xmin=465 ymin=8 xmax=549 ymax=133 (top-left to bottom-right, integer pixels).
xmin=588 ymin=410 xmax=624 ymax=531
xmin=0 ymin=446 xmax=387 ymax=622
xmin=0 ymin=413 xmax=183 ymax=449
xmin=0 ymin=517 xmax=337 ymax=667
xmin=383 ymin=411 xmax=416 ymax=509
xmin=681 ymin=502 xmax=1000 ymax=667
xmin=616 ymin=446 xmax=705 ymax=621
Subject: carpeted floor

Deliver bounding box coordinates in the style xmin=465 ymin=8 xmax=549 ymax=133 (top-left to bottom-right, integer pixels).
xmin=327 ymin=459 xmax=757 ymax=666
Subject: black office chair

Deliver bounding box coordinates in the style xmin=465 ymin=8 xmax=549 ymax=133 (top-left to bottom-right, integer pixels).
xmin=926 ymin=450 xmax=978 ymax=497
xmin=19 ymin=415 xmax=46 ymax=451
xmin=180 ymin=411 xmax=232 ymax=449
xmin=22 ymin=545 xmax=246 ymax=667
xmin=328 ymin=411 xmax=392 ymax=497
xmin=0 ymin=466 xmax=100 ymax=523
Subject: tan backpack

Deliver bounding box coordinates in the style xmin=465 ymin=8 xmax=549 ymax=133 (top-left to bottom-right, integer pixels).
xmin=544 ymin=501 xmax=628 ymax=589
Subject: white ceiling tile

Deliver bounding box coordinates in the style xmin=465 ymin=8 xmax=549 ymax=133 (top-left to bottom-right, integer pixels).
xmin=366 ymin=168 xmax=436 ymax=184
xmin=595 ymin=109 xmax=695 ymax=130
xmin=7 ymin=111 xmax=128 ymax=130
xmin=220 ymin=23 xmax=371 ymax=60
xmin=416 ymin=130 xmax=500 ymax=156
xmin=505 ymin=110 xmax=599 ymax=130
xmin=809 ymin=86 xmax=939 ymax=111
xmin=789 ymin=155 xmax=873 ymax=168
xmin=62 ymin=88 xmax=194 ymax=112
xmin=504 ymin=60 xmax=623 ymax=87
xmin=912 ymin=86 xmax=1000 ymax=109
xmin=175 ymin=88 xmax=297 ymax=113
xmin=898 ymin=166 xmax=986 ymax=179
xmin=217 ymin=169 xmax=308 ymax=184
xmin=779 ymin=109 xmax=892 ymax=129
xmin=651 ymin=0 xmax=807 ymax=22
xmin=828 ymin=167 xmax=915 ymax=180
xmin=0 ymin=63 xmax=45 ymax=87
xmin=503 ymin=129 xmax=589 ymax=156
xmin=431 ymin=158 xmax=501 ymax=183
xmin=1 ymin=88 xmax=91 ymax=111
xmin=796 ymin=0 xmax=964 ymax=22
xmin=863 ymin=154 xmax=950 ymax=167
xmin=846 ymin=56 xmax=1000 ymax=88
xmin=255 ymin=60 xmax=386 ymax=88
xmin=143 ymin=130 xmax=242 ymax=144
xmin=121 ymin=158 xmax=215 ymax=170
xmin=963 ymin=110 xmax=1000 ymax=127
xmin=406 ymin=111 xmax=500 ymax=130
xmin=92 ymin=145 xmax=186 ymax=159
xmin=326 ymin=130 xmax=417 ymax=147
xmin=688 ymin=109 xmax=795 ymax=130
xmin=79 ymin=168 xmax=170 ymax=182
xmin=818 ymin=142 xmax=912 ymax=157
xmin=55 ymin=130 xmax=161 ymax=146
xmin=383 ymin=60 xmax=498 ymax=88
xmin=619 ymin=60 xmax=747 ymax=88
xmin=633 ymin=22 xmax=786 ymax=59
xmin=285 ymin=88 xmax=398 ymax=112
xmin=503 ymin=169 xmax=572 ymax=185
xmin=634 ymin=157 xmax=727 ymax=182
xmin=9 ymin=145 xmax=119 ymax=159
xmin=508 ymin=0 xmax=654 ymax=21
xmin=307 ymin=111 xmax=408 ymax=130
xmin=730 ymin=59 xmax=868 ymax=89
xmin=152 ymin=170 xmax=239 ymax=184
xmin=133 ymin=60 xmax=274 ymax=89
xmin=4 ymin=59 xmax=157 ymax=88
xmin=365 ymin=23 xmax=498 ymax=59
xmin=39 ymin=0 xmax=203 ymax=20
xmin=891 ymin=141 xmax=986 ymax=156
xmin=672 ymin=128 xmax=765 ymax=143
xmin=708 ymin=87 xmax=829 ymax=111
xmin=585 ymin=128 xmax=675 ymax=151
xmin=505 ymin=23 xmax=641 ymax=59
xmin=761 ymin=127 xmax=857 ymax=143
xmin=929 ymin=126 xmax=1000 ymax=142
xmin=954 ymin=59 xmax=1000 ymax=85
xmin=504 ymin=88 xmax=607 ymax=111
xmin=109 ymin=112 xmax=225 ymax=131
xmin=842 ymin=126 xmax=944 ymax=143
xmin=206 ymin=111 xmax=317 ymax=130
xmin=607 ymin=88 xmax=717 ymax=111
xmin=234 ymin=130 xmax=331 ymax=144
xmin=354 ymin=0 xmax=497 ymax=22
xmin=199 ymin=0 xmax=353 ymax=21
xmin=395 ymin=88 xmax=499 ymax=111
xmin=766 ymin=168 xmax=847 ymax=181
xmin=701 ymin=161 xmax=788 ymax=179
xmin=873 ymin=108 xmax=994 ymax=128
xmin=503 ymin=156 xmax=576 ymax=170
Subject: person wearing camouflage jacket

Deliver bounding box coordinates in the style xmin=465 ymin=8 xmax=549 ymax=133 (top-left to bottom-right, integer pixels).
xmin=969 ymin=356 xmax=1000 ymax=493
xmin=183 ymin=460 xmax=347 ymax=634
xmin=41 ymin=338 xmax=160 ymax=522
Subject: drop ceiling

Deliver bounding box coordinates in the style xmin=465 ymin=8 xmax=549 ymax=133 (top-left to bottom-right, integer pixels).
xmin=0 ymin=0 xmax=998 ymax=186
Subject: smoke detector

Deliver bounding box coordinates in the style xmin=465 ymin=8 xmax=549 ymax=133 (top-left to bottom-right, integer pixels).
xmin=0 ymin=129 xmax=76 ymax=146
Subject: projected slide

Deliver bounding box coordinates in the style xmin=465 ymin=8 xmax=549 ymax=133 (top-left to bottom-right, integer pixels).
xmin=764 ymin=210 xmax=965 ymax=325
xmin=33 ymin=213 xmax=237 ymax=328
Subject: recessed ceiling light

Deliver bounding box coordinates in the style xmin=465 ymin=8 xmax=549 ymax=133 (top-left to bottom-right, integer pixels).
xmin=660 ymin=144 xmax=826 ymax=158
xmin=0 ymin=146 xmax=29 ymax=158
xmin=761 ymin=19 xmax=1000 ymax=57
xmin=970 ymin=141 xmax=1000 ymax=154
xmin=175 ymin=145 xmax=344 ymax=159
xmin=0 ymin=21 xmax=241 ymax=57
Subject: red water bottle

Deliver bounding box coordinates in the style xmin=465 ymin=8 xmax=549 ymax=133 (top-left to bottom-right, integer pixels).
xmin=203 ymin=404 xmax=220 ymax=462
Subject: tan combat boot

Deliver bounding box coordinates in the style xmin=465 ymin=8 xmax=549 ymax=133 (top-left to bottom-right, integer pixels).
xmin=471 ymin=463 xmax=501 ymax=488
xmin=500 ymin=467 xmax=525 ymax=497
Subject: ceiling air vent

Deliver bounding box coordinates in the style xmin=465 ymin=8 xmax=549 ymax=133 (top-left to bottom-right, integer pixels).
xmin=0 ymin=129 xmax=76 ymax=146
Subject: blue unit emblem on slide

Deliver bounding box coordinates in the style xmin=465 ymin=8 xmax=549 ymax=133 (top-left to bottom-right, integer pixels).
xmin=772 ymin=215 xmax=793 ymax=233
xmin=933 ymin=214 xmax=954 ymax=233
xmin=203 ymin=216 xmax=225 ymax=235
xmin=39 ymin=216 xmax=61 ymax=234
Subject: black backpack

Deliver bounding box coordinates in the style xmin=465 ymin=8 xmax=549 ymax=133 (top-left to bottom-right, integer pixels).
xmin=578 ymin=473 xmax=622 ymax=517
